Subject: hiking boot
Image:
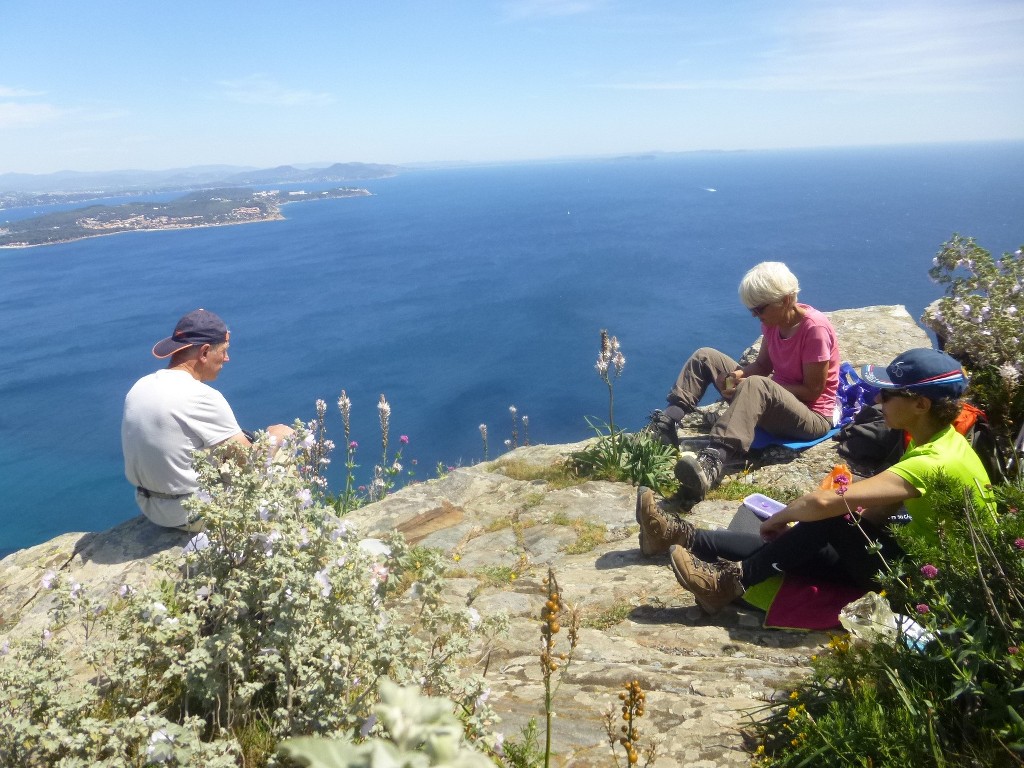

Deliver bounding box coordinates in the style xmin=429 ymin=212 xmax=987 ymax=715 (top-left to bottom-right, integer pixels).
xmin=635 ymin=486 xmax=695 ymax=557
xmin=674 ymin=447 xmax=725 ymax=501
xmin=645 ymin=409 xmax=679 ymax=448
xmin=668 ymin=545 xmax=745 ymax=614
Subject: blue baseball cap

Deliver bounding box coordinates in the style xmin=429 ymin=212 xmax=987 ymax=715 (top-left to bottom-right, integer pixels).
xmin=152 ymin=309 xmax=230 ymax=358
xmin=860 ymin=348 xmax=967 ymax=400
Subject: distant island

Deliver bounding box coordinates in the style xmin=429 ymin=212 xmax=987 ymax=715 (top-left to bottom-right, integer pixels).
xmin=0 ymin=187 xmax=372 ymax=248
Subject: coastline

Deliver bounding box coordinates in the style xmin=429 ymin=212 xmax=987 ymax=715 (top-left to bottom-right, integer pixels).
xmin=0 ymin=188 xmax=371 ymax=249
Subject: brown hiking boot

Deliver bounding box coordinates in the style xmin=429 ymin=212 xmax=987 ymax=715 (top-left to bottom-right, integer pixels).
xmin=635 ymin=486 xmax=695 ymax=557
xmin=668 ymin=544 xmax=745 ymax=614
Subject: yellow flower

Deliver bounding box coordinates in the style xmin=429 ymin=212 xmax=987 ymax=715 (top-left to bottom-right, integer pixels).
xmin=789 ymin=691 xmax=799 ymax=700
xmin=453 ymin=554 xmax=461 ymax=562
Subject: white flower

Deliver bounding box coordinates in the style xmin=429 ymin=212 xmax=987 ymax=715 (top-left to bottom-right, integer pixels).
xmin=509 ymin=405 xmax=517 ymax=415
xmin=69 ymin=582 xmax=83 ymax=600
xmin=377 ymin=395 xmax=391 ymax=417
xmin=296 ymin=488 xmax=313 ymax=509
xmin=40 ymin=570 xmax=57 ymax=590
xmin=391 ymin=461 xmax=402 ymax=473
xmin=315 ymin=568 xmax=332 ymax=598
xmin=999 ymin=362 xmax=1021 ymax=388
xmin=467 ymin=607 xmax=481 ymax=631
xmin=119 ymin=583 xmax=134 ymax=598
xmin=147 ymin=729 xmax=174 ymax=763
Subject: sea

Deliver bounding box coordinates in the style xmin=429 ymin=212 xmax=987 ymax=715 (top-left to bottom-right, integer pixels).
xmin=1 ymin=142 xmax=1022 ymax=558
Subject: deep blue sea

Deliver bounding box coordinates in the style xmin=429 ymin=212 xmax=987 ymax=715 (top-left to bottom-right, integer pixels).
xmin=2 ymin=143 xmax=1022 ymax=557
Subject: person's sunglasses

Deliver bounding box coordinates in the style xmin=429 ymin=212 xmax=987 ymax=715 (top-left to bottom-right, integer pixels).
xmin=879 ymin=388 xmax=918 ymax=402
xmin=750 ymin=303 xmax=771 ymax=317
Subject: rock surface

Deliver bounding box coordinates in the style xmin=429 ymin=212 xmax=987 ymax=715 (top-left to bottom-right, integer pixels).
xmin=0 ymin=305 xmax=930 ymax=766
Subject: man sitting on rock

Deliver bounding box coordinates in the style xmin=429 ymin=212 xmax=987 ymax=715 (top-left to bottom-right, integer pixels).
xmin=122 ymin=308 xmax=293 ymax=531
xmin=638 ymin=348 xmax=992 ymax=614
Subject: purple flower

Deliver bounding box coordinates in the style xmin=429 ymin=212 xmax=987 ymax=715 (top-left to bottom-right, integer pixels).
xmin=920 ymin=564 xmax=939 ymax=579
xmin=349 ymin=440 xmax=359 ymax=450
xmin=1015 ymin=538 xmax=1024 ymax=551
xmin=296 ymin=488 xmax=313 ymax=509
xmin=916 ymin=603 xmax=930 ymax=615
xmin=40 ymin=570 xmax=57 ymax=590
xmin=399 ymin=435 xmax=409 ymax=445
xmin=1009 ymin=646 xmax=1019 ymax=655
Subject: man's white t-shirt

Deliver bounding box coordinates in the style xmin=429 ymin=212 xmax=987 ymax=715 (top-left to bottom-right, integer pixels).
xmin=122 ymin=369 xmax=241 ymax=527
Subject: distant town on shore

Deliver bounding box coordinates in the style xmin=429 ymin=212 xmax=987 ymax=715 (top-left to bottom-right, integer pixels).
xmin=0 ymin=162 xmax=399 ymax=248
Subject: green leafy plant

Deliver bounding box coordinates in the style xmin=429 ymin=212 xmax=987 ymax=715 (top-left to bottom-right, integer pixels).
xmin=922 ymin=234 xmax=1024 ymax=456
xmin=751 ymin=473 xmax=1024 ymax=766
xmin=0 ymin=427 xmax=502 ymax=767
xmin=568 ymin=426 xmax=678 ymax=493
xmin=278 ymin=680 xmax=499 ymax=768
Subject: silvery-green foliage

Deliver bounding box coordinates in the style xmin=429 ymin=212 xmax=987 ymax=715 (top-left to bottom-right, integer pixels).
xmin=278 ymin=680 xmax=498 ymax=768
xmin=0 ymin=426 xmax=502 ymax=766
xmin=923 ymin=234 xmax=1023 ymax=372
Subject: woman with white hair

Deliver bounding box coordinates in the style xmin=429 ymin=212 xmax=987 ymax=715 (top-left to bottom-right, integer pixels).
xmin=651 ymin=261 xmax=840 ymax=505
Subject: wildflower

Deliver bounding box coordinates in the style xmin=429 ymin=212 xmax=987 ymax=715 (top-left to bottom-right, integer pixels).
xmin=789 ymin=691 xmax=799 ymax=700
xmin=0 ymin=640 xmax=8 ymax=656
xmin=834 ymin=473 xmax=850 ymax=496
xmin=509 ymin=405 xmax=517 ymax=416
xmin=302 ymin=432 xmax=316 ymax=450
xmin=40 ymin=570 xmax=57 ymax=590
xmin=69 ymin=582 xmax=83 ymax=600
xmin=1015 ymin=538 xmax=1024 ymax=551
xmin=916 ymin=603 xmax=930 ymax=615
xmin=315 ymin=568 xmax=332 ymax=597
xmin=359 ymin=713 xmax=378 ymax=738
xmin=370 ymin=562 xmax=389 ymax=587
xmin=349 ymin=440 xmax=358 ymax=450
xmin=920 ymin=564 xmax=939 ymax=579
xmin=377 ymin=394 xmax=391 ymax=419
xmin=147 ymin=729 xmax=174 ymax=763
xmin=504 ymin=439 xmax=512 ymax=448
xmin=522 ymin=415 xmax=529 ymax=426
xmin=296 ymin=488 xmax=313 ymax=509
xmin=1009 ymin=646 xmax=1019 ymax=655
xmin=41 ymin=628 xmax=52 ymax=643
xmin=399 ymin=434 xmax=409 ymax=445
xmin=338 ymin=391 xmax=352 ymax=423
xmin=479 ymin=423 xmax=487 ymax=436
xmin=391 ymin=461 xmax=402 ymax=472
xmin=1008 ymin=506 xmax=1018 ymax=515
xmin=467 ymin=606 xmax=481 ymax=631
xmin=475 ymin=687 xmax=491 ymax=708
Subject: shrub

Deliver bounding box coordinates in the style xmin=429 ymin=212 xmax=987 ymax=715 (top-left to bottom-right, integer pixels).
xmin=0 ymin=428 xmax=502 ymax=767
xmin=922 ymin=235 xmax=1024 ymax=452
xmin=751 ymin=473 xmax=1024 ymax=766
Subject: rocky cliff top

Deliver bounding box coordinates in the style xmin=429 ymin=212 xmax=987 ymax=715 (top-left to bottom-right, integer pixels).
xmin=0 ymin=305 xmax=929 ymax=767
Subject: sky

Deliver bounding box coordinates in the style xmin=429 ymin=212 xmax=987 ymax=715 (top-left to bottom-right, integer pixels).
xmin=2 ymin=0 xmax=1023 ymax=174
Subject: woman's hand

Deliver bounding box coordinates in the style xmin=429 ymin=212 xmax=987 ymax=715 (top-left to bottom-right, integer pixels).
xmin=717 ymin=369 xmax=744 ymax=400
xmin=760 ymin=514 xmax=791 ymax=541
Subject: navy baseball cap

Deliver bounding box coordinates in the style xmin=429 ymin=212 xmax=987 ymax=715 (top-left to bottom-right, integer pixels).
xmin=152 ymin=309 xmax=230 ymax=358
xmin=860 ymin=348 xmax=967 ymax=400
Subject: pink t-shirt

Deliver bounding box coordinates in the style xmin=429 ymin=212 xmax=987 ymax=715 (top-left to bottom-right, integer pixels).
xmin=761 ymin=304 xmax=840 ymax=421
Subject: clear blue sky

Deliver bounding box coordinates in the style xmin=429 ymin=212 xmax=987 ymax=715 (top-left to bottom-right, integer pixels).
xmin=2 ymin=0 xmax=1022 ymax=174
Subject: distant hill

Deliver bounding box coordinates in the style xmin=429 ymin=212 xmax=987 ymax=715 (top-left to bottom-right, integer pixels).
xmin=0 ymin=162 xmax=401 ymax=195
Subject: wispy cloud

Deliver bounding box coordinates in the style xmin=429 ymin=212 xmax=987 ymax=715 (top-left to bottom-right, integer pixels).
xmin=602 ymin=2 xmax=1024 ymax=95
xmin=502 ymin=0 xmax=602 ymax=20
xmin=217 ymin=75 xmax=334 ymax=107
xmin=0 ymin=85 xmax=44 ymax=98
xmin=0 ymin=85 xmax=62 ymax=127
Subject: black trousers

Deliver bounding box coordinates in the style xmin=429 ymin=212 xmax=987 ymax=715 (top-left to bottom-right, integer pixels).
xmin=691 ymin=515 xmax=904 ymax=591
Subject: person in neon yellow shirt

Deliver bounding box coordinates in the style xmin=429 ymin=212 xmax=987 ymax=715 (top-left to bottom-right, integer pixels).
xmin=639 ymin=347 xmax=992 ymax=614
